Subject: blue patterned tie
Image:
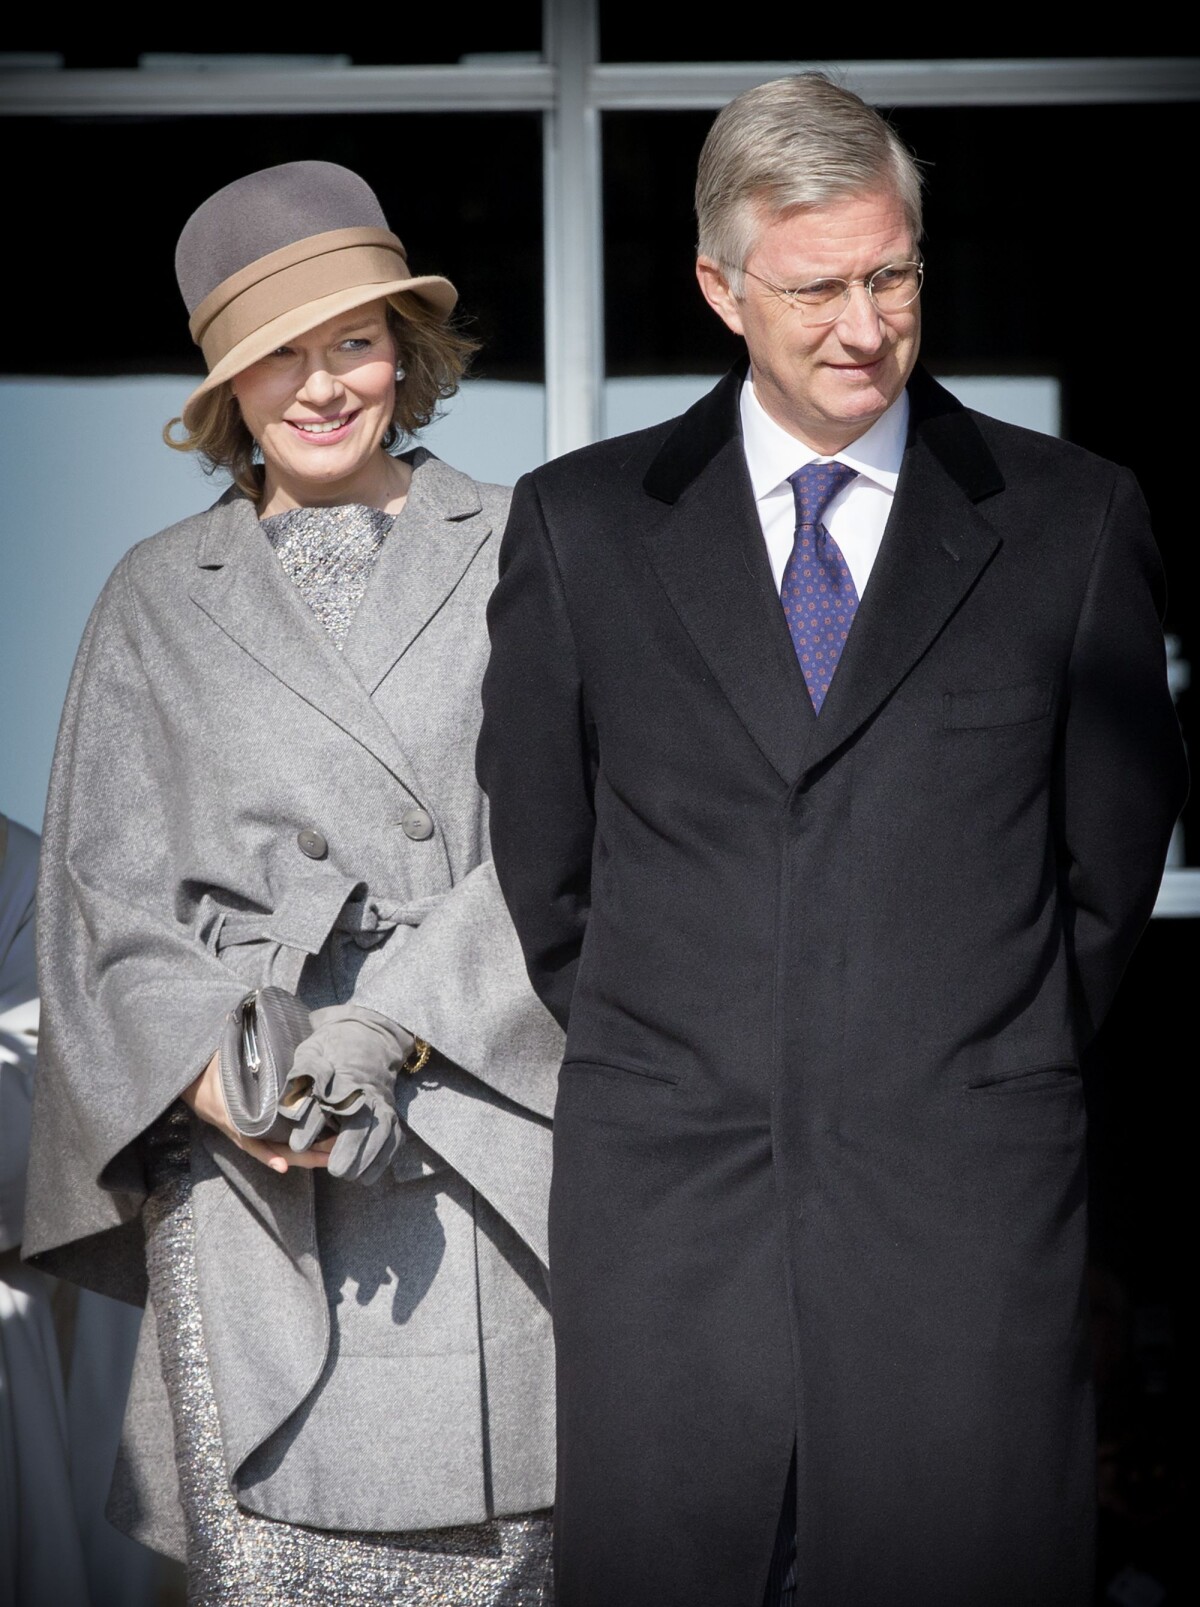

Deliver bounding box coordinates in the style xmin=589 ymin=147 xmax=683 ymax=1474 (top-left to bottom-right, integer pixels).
xmin=782 ymin=462 xmax=860 ymax=713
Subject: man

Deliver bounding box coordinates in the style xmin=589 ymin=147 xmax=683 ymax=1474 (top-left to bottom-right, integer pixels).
xmin=476 ymin=74 xmax=1187 ymax=1607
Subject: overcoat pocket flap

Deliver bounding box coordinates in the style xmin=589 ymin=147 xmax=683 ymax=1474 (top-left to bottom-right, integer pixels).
xmin=943 ymin=680 xmax=1052 ymax=730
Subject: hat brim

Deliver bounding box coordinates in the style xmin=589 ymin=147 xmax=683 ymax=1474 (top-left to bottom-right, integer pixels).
xmin=180 ymin=274 xmax=456 ymax=430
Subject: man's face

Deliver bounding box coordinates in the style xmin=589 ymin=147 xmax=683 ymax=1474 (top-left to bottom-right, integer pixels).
xmin=697 ymin=188 xmax=921 ymax=455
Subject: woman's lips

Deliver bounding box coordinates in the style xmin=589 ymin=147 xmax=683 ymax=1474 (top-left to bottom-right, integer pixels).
xmin=285 ymin=411 xmax=359 ymax=443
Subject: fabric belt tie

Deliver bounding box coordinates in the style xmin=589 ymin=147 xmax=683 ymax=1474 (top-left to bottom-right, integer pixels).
xmin=214 ymin=893 xmax=440 ymax=955
xmin=331 ymin=893 xmax=441 ymax=948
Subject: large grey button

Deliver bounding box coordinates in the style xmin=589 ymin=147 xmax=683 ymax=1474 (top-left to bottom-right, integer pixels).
xmin=297 ymin=828 xmax=328 ymax=859
xmin=400 ymin=807 xmax=434 ymax=842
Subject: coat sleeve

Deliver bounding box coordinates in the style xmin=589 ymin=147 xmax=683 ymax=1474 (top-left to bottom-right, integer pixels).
xmin=475 ymin=472 xmax=597 ymax=1034
xmin=352 ymin=857 xmax=563 ymax=1122
xmin=350 ymin=854 xmax=564 ymax=1267
xmin=23 ymin=558 xmax=252 ymax=1300
xmin=1055 ymin=466 xmax=1189 ymax=1042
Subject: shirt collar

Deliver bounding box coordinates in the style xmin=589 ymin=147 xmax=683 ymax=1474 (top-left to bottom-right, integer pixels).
xmin=739 ymin=375 xmax=909 ymax=501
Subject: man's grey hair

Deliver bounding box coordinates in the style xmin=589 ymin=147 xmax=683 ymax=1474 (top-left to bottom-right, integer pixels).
xmin=696 ymin=74 xmax=924 ymax=296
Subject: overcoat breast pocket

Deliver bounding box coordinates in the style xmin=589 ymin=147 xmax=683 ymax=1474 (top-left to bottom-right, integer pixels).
xmin=942 ymin=678 xmax=1054 ymax=731
xmin=935 ymin=678 xmax=1058 ymax=821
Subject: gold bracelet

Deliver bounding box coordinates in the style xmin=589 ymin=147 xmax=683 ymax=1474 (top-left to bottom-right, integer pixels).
xmin=401 ymin=1036 xmax=431 ymax=1076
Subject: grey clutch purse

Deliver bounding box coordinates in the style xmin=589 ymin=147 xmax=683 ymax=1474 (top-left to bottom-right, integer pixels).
xmin=218 ymin=986 xmax=313 ymax=1142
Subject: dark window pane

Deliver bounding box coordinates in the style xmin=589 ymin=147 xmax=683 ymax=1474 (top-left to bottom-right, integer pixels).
xmin=598 ymin=13 xmax=1185 ymax=61
xmin=603 ymin=112 xmax=734 ymax=376
xmin=6 ymin=113 xmax=543 ymax=382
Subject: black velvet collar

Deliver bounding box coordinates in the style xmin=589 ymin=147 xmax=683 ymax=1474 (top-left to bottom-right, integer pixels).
xmin=643 ymin=359 xmax=1005 ymax=508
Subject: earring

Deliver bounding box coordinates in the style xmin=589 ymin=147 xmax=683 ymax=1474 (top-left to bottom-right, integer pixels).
xmin=394 ymin=362 xmax=406 ymax=383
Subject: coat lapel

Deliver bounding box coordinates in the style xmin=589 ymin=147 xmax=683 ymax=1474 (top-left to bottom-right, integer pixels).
xmin=641 ymin=369 xmax=815 ymax=786
xmin=341 ymin=450 xmax=491 ymax=694
xmin=796 ymin=367 xmax=1005 ymax=781
xmin=641 ymin=365 xmax=1006 ymax=789
xmin=189 ymin=488 xmax=421 ymax=788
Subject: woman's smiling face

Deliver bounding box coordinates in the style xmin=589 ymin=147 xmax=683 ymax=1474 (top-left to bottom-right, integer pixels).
xmin=230 ymin=299 xmax=398 ymax=511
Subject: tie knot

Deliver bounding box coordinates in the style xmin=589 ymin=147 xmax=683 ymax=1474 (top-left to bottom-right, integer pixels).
xmin=788 ymin=461 xmax=858 ymax=530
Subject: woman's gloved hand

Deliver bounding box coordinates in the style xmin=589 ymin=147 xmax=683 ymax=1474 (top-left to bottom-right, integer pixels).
xmin=183 ymin=1050 xmax=333 ymax=1176
xmin=282 ymin=1005 xmax=416 ymax=1185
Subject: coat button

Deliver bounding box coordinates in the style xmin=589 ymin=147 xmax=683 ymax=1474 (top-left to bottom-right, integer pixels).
xmin=400 ymin=807 xmax=434 ymax=841
xmin=297 ymin=829 xmax=328 ymax=859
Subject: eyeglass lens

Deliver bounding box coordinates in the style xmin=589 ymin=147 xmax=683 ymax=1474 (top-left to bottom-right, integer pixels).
xmin=797 ymin=264 xmax=922 ymax=324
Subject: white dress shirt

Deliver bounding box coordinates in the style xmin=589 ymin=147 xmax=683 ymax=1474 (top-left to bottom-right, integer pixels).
xmin=739 ymin=377 xmax=909 ymax=600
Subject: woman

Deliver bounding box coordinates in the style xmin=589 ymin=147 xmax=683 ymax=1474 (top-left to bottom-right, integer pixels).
xmin=22 ymin=160 xmax=562 ymax=1605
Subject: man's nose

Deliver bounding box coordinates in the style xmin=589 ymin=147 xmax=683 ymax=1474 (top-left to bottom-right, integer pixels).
xmin=832 ymin=282 xmax=886 ymax=350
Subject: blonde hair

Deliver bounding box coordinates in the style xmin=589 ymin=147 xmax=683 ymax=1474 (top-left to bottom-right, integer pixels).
xmin=164 ymin=293 xmax=479 ymax=499
xmin=696 ymin=73 xmax=924 ymax=295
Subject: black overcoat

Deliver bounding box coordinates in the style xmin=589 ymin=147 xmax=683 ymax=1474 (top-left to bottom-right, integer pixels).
xmin=476 ymin=367 xmax=1188 ymax=1607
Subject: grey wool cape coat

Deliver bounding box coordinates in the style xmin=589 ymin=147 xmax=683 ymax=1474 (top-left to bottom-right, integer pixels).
xmin=477 ymin=366 xmax=1189 ymax=1607
xmin=23 ymin=448 xmax=564 ymax=1556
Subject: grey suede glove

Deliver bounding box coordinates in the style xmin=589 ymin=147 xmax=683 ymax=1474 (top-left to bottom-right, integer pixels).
xmin=282 ymin=1005 xmax=415 ymax=1185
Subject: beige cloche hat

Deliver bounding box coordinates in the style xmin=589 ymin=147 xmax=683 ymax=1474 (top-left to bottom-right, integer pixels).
xmin=175 ymin=160 xmax=457 ymax=429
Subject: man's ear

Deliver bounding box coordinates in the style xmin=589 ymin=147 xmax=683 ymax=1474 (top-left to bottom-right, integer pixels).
xmin=696 ymin=257 xmax=746 ymax=337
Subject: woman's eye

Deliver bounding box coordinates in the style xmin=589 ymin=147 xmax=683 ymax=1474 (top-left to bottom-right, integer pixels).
xmin=340 ymin=338 xmax=373 ymax=352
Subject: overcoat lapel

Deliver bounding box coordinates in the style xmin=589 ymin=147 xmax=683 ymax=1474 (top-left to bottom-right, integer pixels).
xmin=642 ymin=371 xmax=814 ymax=786
xmin=642 ymin=365 xmax=1006 ymax=788
xmin=342 ymin=450 xmax=490 ymax=694
xmin=797 ymin=369 xmax=1005 ymax=780
xmin=189 ymin=487 xmax=426 ymax=795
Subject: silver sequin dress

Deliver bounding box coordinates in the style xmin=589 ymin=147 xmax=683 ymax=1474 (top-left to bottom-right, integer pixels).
xmin=142 ymin=503 xmax=553 ymax=1607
